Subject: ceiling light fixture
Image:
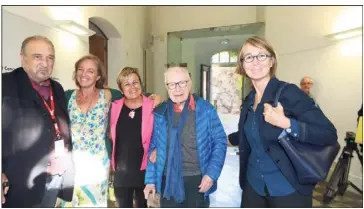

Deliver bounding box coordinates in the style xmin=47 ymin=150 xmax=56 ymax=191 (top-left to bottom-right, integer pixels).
xmin=325 ymin=26 xmax=362 ymax=40
xmin=54 ymin=20 xmax=96 ymax=36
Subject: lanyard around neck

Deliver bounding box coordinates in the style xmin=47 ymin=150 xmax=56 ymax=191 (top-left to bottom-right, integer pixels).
xmin=32 ymin=84 xmax=61 ymax=139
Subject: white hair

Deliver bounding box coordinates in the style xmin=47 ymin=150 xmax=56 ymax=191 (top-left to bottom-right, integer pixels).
xmin=300 ymin=76 xmax=313 ymax=85
xmin=164 ymin=66 xmax=191 ymax=84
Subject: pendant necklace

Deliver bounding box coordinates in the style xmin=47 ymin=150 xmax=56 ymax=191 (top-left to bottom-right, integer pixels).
xmin=126 ymin=97 xmax=142 ymax=119
xmin=129 ymin=109 xmax=135 ymax=119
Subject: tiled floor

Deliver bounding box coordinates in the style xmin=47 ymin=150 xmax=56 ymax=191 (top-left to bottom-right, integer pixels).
xmin=313 ymin=181 xmax=362 ymax=208
xmin=107 ymin=147 xmax=362 ymax=208
xmin=209 ymin=148 xmax=241 ymax=207
xmin=209 ymin=147 xmax=363 ymax=208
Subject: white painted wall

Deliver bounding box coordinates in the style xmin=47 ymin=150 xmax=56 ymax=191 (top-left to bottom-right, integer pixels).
xmin=265 ymin=6 xmax=363 ymax=188
xmin=107 ymin=38 xmax=123 ymax=88
xmin=2 ymin=6 xmax=148 ymax=90
xmin=167 ymin=35 xmax=182 ymax=64
xmin=81 ymin=6 xmax=148 ymax=89
xmin=2 ymin=10 xmax=87 ymax=90
xmin=149 ymin=6 xmax=257 ymax=97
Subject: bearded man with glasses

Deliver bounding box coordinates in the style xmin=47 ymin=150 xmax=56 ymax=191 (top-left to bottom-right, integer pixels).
xmin=143 ymin=66 xmax=227 ymax=207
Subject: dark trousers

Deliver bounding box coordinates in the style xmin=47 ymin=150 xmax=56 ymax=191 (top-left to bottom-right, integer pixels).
xmin=241 ymin=181 xmax=312 ymax=208
xmin=114 ymin=186 xmax=146 ymax=208
xmin=160 ymin=175 xmax=209 ymax=208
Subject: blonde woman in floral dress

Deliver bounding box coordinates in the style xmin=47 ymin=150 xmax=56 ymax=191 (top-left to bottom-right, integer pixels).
xmin=62 ymin=55 xmax=118 ymax=207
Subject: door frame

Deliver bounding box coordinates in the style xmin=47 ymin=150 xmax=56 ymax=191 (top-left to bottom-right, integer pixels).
xmin=200 ymin=64 xmax=211 ymax=102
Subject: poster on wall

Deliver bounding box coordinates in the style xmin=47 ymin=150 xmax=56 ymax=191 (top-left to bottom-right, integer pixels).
xmin=2 ymin=10 xmax=85 ymax=88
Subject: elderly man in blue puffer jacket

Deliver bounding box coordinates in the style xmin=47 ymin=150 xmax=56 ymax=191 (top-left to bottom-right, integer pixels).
xmin=143 ymin=66 xmax=227 ymax=207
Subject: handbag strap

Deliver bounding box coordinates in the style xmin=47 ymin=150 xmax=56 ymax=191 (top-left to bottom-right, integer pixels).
xmin=273 ymin=82 xmax=289 ymax=108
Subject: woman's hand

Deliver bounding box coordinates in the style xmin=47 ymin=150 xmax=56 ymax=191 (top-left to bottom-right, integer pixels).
xmin=263 ymin=102 xmax=290 ymax=129
xmin=149 ymin=149 xmax=157 ymax=163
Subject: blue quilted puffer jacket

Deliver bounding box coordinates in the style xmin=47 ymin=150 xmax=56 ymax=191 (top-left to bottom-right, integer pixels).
xmin=145 ymin=94 xmax=227 ymax=197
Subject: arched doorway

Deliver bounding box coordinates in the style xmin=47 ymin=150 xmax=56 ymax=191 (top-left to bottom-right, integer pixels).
xmin=89 ymin=20 xmax=108 ymax=85
xmin=88 ymin=17 xmax=122 ymax=89
xmin=210 ymin=50 xmax=242 ymax=115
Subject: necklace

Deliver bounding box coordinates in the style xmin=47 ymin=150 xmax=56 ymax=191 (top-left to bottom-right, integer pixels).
xmin=125 ymin=98 xmax=142 ymax=119
xmin=129 ymin=109 xmax=135 ymax=119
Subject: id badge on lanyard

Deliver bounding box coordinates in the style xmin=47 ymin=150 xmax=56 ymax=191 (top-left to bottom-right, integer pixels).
xmin=55 ymin=137 xmax=65 ymax=157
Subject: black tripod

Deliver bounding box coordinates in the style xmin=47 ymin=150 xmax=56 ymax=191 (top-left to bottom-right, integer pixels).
xmin=323 ymin=131 xmax=363 ymax=204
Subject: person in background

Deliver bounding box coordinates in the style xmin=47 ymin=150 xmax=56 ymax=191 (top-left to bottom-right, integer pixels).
xmin=109 ymin=67 xmax=155 ymax=207
xmin=300 ymin=76 xmax=316 ymax=101
xmin=229 ymin=36 xmax=337 ymax=207
xmin=144 ymin=66 xmax=227 ymax=207
xmin=2 ymin=35 xmax=74 ymax=207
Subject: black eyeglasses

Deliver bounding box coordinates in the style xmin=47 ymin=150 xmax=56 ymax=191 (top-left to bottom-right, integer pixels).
xmin=240 ymin=53 xmax=272 ymax=63
xmin=166 ymin=80 xmax=189 ymax=90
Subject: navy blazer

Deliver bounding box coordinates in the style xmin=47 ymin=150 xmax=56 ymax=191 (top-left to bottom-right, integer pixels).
xmin=229 ymin=77 xmax=337 ymax=195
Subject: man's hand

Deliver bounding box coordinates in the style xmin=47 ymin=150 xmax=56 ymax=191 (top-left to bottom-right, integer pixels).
xmin=2 ymin=173 xmax=9 ymax=204
xmin=149 ymin=149 xmax=157 ymax=163
xmin=198 ymin=175 xmax=213 ymax=193
xmin=143 ymin=184 xmax=156 ymax=199
xmin=148 ymin=94 xmax=162 ymax=108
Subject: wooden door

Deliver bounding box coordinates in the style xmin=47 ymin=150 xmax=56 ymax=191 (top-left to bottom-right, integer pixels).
xmin=89 ymin=35 xmax=107 ymax=85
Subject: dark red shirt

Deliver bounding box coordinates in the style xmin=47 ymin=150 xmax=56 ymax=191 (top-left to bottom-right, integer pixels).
xmin=29 ymin=78 xmax=51 ymax=100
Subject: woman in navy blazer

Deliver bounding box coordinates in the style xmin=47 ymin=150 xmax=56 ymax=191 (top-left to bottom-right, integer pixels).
xmin=228 ymin=36 xmax=337 ymax=208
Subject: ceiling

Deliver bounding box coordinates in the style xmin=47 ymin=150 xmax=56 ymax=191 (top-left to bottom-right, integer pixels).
xmin=168 ymin=22 xmax=265 ymax=65
xmin=169 ymin=22 xmax=264 ymax=39
xmin=191 ymin=34 xmax=253 ymax=56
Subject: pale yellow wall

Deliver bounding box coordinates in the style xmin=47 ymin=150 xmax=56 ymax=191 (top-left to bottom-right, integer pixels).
xmin=3 ymin=6 xmax=148 ymax=90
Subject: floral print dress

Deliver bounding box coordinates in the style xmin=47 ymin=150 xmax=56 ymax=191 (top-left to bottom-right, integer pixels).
xmin=62 ymin=89 xmax=110 ymax=207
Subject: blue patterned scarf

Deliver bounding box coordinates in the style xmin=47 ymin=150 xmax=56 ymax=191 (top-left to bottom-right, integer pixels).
xmin=163 ymin=95 xmax=191 ymax=203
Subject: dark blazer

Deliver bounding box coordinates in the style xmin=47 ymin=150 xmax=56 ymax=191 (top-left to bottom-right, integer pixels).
xmin=229 ymin=77 xmax=337 ymax=195
xmin=2 ymin=68 xmax=74 ymax=207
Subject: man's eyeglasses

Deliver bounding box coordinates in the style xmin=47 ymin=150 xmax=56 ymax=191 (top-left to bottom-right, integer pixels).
xmin=240 ymin=53 xmax=272 ymax=63
xmin=166 ymin=80 xmax=189 ymax=90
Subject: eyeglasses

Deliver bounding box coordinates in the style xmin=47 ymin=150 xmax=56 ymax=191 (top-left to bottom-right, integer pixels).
xmin=166 ymin=80 xmax=189 ymax=90
xmin=240 ymin=53 xmax=272 ymax=63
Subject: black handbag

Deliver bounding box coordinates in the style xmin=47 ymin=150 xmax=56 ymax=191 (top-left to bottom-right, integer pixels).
xmin=274 ymin=82 xmax=340 ymax=185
